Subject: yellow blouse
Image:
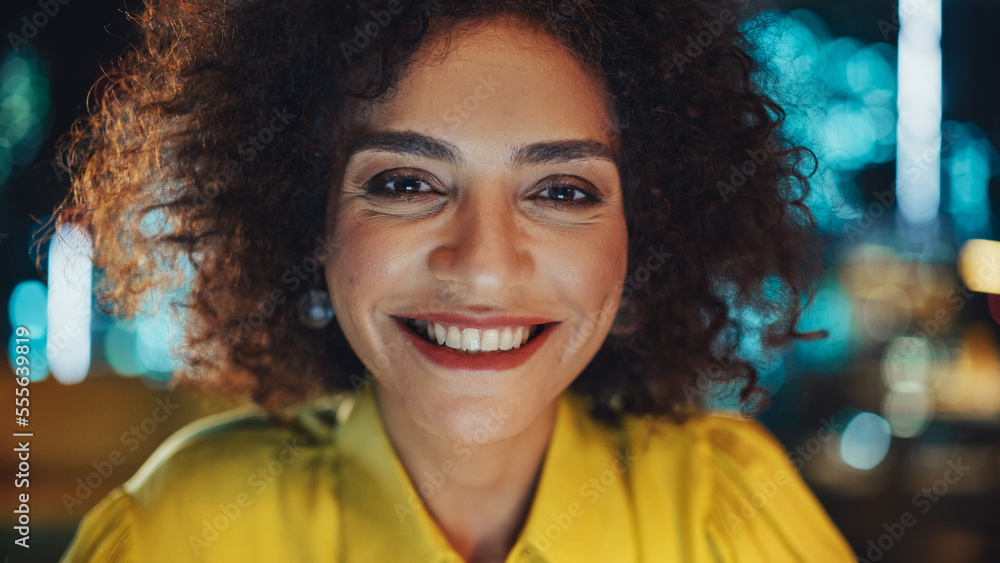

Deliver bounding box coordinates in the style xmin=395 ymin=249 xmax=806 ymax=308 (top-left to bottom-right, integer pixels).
xmin=60 ymin=383 xmax=855 ymax=562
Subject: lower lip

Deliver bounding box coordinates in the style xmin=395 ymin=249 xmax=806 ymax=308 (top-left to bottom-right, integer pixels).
xmin=392 ymin=317 xmax=556 ymax=372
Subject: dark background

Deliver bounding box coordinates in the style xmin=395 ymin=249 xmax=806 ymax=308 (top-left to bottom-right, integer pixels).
xmin=1 ymin=1 xmax=999 ymax=561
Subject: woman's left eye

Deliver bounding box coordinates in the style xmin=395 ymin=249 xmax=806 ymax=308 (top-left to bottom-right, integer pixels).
xmin=385 ymin=176 xmax=431 ymax=194
xmin=535 ymin=184 xmax=602 ymax=208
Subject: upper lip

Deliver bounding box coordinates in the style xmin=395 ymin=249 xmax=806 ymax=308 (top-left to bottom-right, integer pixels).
xmin=393 ymin=313 xmax=559 ymax=329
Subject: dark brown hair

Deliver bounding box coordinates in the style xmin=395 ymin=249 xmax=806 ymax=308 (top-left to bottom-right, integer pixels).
xmin=46 ymin=0 xmax=822 ymax=421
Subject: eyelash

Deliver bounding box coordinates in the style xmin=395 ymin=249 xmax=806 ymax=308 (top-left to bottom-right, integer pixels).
xmin=361 ymin=171 xmax=605 ymax=209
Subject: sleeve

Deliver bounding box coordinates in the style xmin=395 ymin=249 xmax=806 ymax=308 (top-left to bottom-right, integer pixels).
xmin=60 ymin=486 xmax=139 ymax=563
xmin=699 ymin=416 xmax=857 ymax=563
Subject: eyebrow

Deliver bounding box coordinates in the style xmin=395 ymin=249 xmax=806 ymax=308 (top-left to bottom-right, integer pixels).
xmin=347 ymin=130 xmax=618 ymax=168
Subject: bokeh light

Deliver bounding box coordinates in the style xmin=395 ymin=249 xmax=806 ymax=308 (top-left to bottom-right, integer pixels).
xmin=839 ymin=411 xmax=893 ymax=470
xmin=103 ymin=321 xmax=144 ymax=377
xmin=882 ymin=382 xmax=933 ymax=438
xmin=959 ymin=239 xmax=1000 ymax=294
xmin=134 ymin=292 xmax=186 ymax=379
xmin=46 ymin=225 xmax=93 ymax=384
xmin=746 ymin=10 xmax=898 ymax=233
xmin=793 ymin=278 xmax=855 ymax=370
xmin=0 ymin=47 xmax=53 ymax=191
xmin=8 ymin=279 xmax=47 ymax=336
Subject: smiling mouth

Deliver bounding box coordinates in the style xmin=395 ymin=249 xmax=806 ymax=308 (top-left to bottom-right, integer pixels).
xmin=399 ymin=317 xmax=549 ymax=355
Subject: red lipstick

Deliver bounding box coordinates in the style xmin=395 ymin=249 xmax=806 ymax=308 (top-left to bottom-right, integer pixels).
xmin=392 ymin=316 xmax=556 ymax=372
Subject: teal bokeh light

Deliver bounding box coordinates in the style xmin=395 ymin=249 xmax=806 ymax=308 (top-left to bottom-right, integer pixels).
xmin=8 ymin=280 xmax=47 ymax=337
xmin=0 ymin=47 xmax=53 ymax=191
xmin=103 ymin=321 xmax=145 ymax=376
xmin=746 ymin=10 xmax=898 ymax=234
xmin=839 ymin=411 xmax=892 ymax=470
xmin=943 ymin=121 xmax=997 ymax=241
xmin=793 ymin=278 xmax=855 ymax=371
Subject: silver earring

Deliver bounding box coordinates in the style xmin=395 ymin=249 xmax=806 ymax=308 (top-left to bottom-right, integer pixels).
xmin=298 ymin=289 xmax=335 ymax=329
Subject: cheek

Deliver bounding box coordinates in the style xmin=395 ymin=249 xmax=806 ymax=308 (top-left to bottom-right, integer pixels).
xmin=325 ymin=213 xmax=424 ymax=307
xmin=550 ymin=222 xmax=629 ymax=305
xmin=325 ymin=212 xmax=384 ymax=321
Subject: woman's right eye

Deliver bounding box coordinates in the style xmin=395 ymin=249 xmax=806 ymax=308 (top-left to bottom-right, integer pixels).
xmin=362 ymin=172 xmax=436 ymax=200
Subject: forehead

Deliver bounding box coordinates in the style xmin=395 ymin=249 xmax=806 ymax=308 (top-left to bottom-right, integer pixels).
xmin=364 ymin=17 xmax=617 ymax=153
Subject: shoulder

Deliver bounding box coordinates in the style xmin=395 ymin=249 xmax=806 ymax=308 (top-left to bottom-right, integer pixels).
xmin=126 ymin=396 xmax=345 ymax=493
xmin=620 ymin=411 xmax=856 ymax=562
xmin=617 ymin=409 xmax=787 ymax=479
xmin=62 ymin=395 xmax=352 ymax=562
xmin=125 ymin=395 xmax=351 ymax=505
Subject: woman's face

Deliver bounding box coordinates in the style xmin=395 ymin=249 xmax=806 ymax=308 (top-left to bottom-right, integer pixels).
xmin=324 ymin=17 xmax=628 ymax=444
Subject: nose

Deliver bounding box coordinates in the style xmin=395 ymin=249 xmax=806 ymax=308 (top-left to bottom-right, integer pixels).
xmin=427 ymin=186 xmax=533 ymax=298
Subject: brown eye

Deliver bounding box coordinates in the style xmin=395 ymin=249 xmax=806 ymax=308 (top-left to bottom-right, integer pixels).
xmin=540 ymin=185 xmax=588 ymax=202
xmin=534 ymin=181 xmax=604 ymax=209
xmin=362 ymin=172 xmax=436 ymax=199
xmin=385 ymin=176 xmax=431 ymax=194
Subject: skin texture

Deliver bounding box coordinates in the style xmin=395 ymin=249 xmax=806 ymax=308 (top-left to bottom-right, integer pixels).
xmin=324 ymin=16 xmax=628 ymax=561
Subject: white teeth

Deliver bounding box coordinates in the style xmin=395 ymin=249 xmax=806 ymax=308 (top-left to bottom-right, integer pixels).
xmin=406 ymin=318 xmax=539 ymax=354
xmin=461 ymin=328 xmax=480 ymax=352
xmin=499 ymin=327 xmax=513 ymax=351
xmin=481 ymin=329 xmax=500 ymax=351
xmin=445 ymin=326 xmax=462 ymax=348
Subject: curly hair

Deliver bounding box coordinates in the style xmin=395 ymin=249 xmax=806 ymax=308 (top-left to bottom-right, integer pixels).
xmin=45 ymin=0 xmax=823 ymax=421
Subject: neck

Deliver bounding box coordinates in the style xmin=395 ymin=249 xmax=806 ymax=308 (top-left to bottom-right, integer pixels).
xmin=375 ymin=385 xmax=558 ymax=562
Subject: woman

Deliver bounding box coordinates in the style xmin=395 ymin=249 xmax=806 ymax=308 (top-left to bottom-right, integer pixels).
xmin=57 ymin=0 xmax=853 ymax=561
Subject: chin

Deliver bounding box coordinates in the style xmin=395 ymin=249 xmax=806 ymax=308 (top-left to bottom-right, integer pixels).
xmin=414 ymin=391 xmax=531 ymax=446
